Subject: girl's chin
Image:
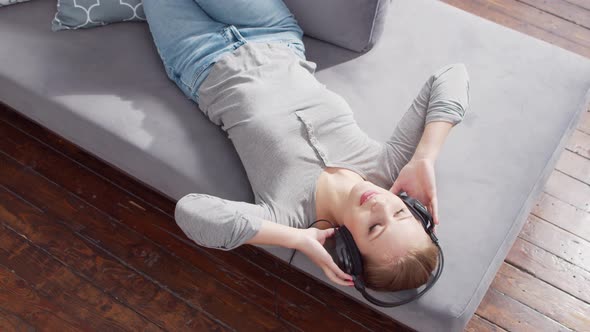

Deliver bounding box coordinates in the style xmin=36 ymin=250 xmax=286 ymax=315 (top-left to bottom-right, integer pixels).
xmin=348 ymin=182 xmax=369 ymax=206
xmin=354 ymin=180 xmax=373 ymax=193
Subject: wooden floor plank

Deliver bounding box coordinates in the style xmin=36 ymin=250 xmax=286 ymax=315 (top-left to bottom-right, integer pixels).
xmin=555 ymin=149 xmax=590 ymax=185
xmin=0 ymin=185 xmax=233 ymax=332
xmin=506 ymin=238 xmax=590 ymax=304
xmin=0 ymin=264 xmax=83 ymax=332
xmin=0 ymin=112 xmax=405 ymax=331
xmin=464 ymin=314 xmax=507 ymax=332
xmin=566 ymin=129 xmax=590 ymax=160
xmin=0 ymin=307 xmax=36 ymax=332
xmin=0 ymin=224 xmax=163 ymax=332
xmin=562 ymin=0 xmax=590 ymax=11
xmin=532 ymin=192 xmax=590 ymax=243
xmin=0 ymin=156 xmax=297 ymax=332
xmin=544 ymin=170 xmax=590 ymax=212
xmin=441 ymin=0 xmax=590 ymax=58
xmin=519 ymin=214 xmax=590 ymax=272
xmin=517 ymin=0 xmax=590 ymax=29
xmin=578 ymin=109 xmax=590 ymax=134
xmin=476 ymin=287 xmax=572 ymax=332
xmin=471 ymin=0 xmax=590 ymax=48
xmin=491 ymin=263 xmax=590 ymax=331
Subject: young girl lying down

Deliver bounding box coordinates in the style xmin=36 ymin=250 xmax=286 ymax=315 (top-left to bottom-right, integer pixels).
xmin=143 ymin=0 xmax=470 ymax=291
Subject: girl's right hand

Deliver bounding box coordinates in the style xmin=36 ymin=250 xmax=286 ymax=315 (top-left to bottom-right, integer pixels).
xmin=294 ymin=228 xmax=354 ymax=287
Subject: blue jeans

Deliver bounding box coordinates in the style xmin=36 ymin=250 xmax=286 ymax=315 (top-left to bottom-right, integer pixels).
xmin=143 ymin=0 xmax=306 ymax=104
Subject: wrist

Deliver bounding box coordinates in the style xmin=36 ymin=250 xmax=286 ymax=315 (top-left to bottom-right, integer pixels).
xmin=411 ymin=154 xmax=436 ymax=163
xmin=245 ymin=219 xmax=305 ymax=249
xmin=290 ymin=228 xmax=306 ymax=250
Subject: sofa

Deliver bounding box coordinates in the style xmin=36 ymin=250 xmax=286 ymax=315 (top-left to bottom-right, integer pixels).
xmin=1 ymin=0 xmax=590 ymax=331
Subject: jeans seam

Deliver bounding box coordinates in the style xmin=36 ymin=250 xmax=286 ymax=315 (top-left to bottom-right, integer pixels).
xmin=188 ymin=61 xmax=213 ymax=101
xmin=188 ymin=63 xmax=208 ymax=91
xmin=185 ymin=30 xmax=231 ymax=96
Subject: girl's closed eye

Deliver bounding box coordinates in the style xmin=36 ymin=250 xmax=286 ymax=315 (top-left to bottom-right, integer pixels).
xmin=369 ymin=217 xmax=383 ymax=233
xmin=369 ymin=224 xmax=378 ymax=233
xmin=369 ymin=208 xmax=406 ymax=233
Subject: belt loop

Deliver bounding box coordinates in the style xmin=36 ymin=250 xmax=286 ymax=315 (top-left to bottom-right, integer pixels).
xmin=221 ymin=26 xmax=232 ymax=43
xmin=229 ymin=25 xmax=246 ymax=43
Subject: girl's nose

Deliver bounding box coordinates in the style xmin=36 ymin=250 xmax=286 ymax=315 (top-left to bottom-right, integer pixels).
xmin=371 ymin=196 xmax=387 ymax=212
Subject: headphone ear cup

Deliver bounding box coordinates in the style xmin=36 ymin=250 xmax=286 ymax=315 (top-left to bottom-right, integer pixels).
xmin=330 ymin=228 xmax=354 ymax=274
xmin=323 ymin=234 xmax=340 ymax=266
xmin=337 ymin=226 xmax=364 ymax=277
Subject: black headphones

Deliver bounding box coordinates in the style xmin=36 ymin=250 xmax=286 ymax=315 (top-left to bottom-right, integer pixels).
xmin=288 ymin=191 xmax=444 ymax=307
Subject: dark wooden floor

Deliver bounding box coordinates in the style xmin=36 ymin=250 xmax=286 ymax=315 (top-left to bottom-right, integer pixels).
xmin=1 ymin=0 xmax=589 ymax=331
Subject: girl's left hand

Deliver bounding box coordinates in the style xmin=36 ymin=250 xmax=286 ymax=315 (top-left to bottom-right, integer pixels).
xmin=389 ymin=158 xmax=440 ymax=226
xmin=294 ymin=228 xmax=354 ymax=287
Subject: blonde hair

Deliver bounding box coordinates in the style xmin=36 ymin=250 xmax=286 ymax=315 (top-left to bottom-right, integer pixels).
xmin=362 ymin=240 xmax=439 ymax=292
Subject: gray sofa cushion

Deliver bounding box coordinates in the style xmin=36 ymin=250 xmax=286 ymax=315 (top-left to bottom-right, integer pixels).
xmin=1 ymin=0 xmax=589 ymax=331
xmin=284 ymin=0 xmax=391 ymax=52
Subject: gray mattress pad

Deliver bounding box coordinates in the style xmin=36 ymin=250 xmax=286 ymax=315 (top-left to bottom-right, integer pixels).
xmin=1 ymin=0 xmax=589 ymax=331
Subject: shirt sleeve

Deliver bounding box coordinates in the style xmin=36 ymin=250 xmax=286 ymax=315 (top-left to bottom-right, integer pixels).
xmin=174 ymin=193 xmax=269 ymax=251
xmin=385 ymin=63 xmax=471 ymax=179
xmin=423 ymin=63 xmax=471 ymax=126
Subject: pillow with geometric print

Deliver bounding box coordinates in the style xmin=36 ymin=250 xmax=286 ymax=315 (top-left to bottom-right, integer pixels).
xmin=0 ymin=0 xmax=31 ymax=7
xmin=52 ymin=0 xmax=145 ymax=32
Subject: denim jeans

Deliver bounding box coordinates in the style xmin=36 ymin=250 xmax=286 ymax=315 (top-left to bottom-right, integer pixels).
xmin=143 ymin=0 xmax=306 ymax=104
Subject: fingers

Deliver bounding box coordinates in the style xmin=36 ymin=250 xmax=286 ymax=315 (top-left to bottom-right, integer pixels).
xmin=389 ymin=180 xmax=401 ymax=195
xmin=321 ymin=250 xmax=353 ymax=287
xmin=429 ymin=204 xmax=438 ymax=226
xmin=328 ymin=260 xmax=353 ymax=282
xmin=323 ymin=266 xmax=354 ymax=287
xmin=430 ymin=196 xmax=439 ymax=225
xmin=309 ymin=231 xmax=355 ymax=287
xmin=324 ymin=268 xmax=349 ymax=286
xmin=318 ymin=228 xmax=335 ymax=245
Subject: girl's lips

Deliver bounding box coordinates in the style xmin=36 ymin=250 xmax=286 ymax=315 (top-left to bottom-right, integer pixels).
xmin=360 ymin=191 xmax=378 ymax=206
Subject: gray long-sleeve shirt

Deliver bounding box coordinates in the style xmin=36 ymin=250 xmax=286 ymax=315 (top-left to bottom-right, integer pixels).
xmin=174 ymin=42 xmax=470 ymax=251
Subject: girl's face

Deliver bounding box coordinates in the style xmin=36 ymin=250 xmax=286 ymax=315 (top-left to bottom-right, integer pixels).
xmin=341 ymin=181 xmax=431 ymax=263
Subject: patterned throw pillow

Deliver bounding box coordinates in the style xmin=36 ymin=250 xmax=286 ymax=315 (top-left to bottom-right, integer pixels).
xmin=52 ymin=0 xmax=145 ymax=32
xmin=0 ymin=0 xmax=31 ymax=7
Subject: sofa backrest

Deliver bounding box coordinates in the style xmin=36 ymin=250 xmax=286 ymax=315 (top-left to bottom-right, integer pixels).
xmin=283 ymin=0 xmax=391 ymax=53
